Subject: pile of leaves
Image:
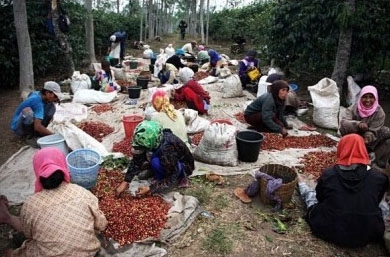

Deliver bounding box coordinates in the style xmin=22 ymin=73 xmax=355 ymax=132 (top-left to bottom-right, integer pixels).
xmin=101 ymin=155 xmax=129 ymax=171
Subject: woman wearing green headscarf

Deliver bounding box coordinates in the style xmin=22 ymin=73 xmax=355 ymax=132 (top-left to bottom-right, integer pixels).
xmin=115 ymin=120 xmax=195 ymax=197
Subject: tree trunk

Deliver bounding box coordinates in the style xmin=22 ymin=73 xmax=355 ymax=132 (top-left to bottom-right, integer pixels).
xmin=148 ymin=0 xmax=154 ymax=40
xmin=331 ymin=0 xmax=355 ymax=93
xmin=51 ymin=0 xmax=75 ymax=78
xmin=206 ymin=0 xmax=210 ymax=45
xmin=200 ymin=0 xmax=205 ymax=43
xmin=85 ymin=0 xmax=96 ymax=64
xmin=13 ymin=0 xmax=34 ymax=96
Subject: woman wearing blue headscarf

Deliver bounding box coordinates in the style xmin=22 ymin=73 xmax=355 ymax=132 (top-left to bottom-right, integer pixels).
xmin=206 ymin=49 xmax=223 ymax=76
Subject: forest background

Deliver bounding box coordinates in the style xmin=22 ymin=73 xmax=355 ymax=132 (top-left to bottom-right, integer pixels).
xmin=1 ymin=0 xmax=390 ymax=99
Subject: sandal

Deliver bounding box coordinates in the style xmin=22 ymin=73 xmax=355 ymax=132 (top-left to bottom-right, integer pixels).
xmin=234 ymin=187 xmax=252 ymax=203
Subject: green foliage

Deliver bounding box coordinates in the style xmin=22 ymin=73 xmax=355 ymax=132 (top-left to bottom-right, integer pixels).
xmin=0 ymin=1 xmax=141 ymax=89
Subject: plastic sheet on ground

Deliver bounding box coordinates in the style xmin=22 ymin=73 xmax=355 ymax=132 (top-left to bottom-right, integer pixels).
xmin=1 ymin=72 xmax=340 ymax=255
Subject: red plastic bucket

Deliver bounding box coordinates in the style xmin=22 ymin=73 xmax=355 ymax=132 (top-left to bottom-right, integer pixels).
xmin=122 ymin=115 xmax=144 ymax=139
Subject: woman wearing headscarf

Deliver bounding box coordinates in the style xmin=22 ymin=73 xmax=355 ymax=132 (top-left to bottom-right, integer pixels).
xmin=94 ymin=59 xmax=120 ymax=92
xmin=239 ymin=50 xmax=260 ymax=89
xmin=244 ymin=80 xmax=290 ymax=137
xmin=151 ymin=90 xmax=189 ymax=147
xmin=166 ymin=49 xmax=186 ymax=70
xmin=206 ymin=49 xmax=223 ymax=76
xmin=174 ymin=67 xmax=211 ymax=115
xmin=0 ymin=147 xmax=107 ymax=257
xmin=157 ymin=62 xmax=178 ymax=85
xmin=339 ymin=85 xmax=390 ymax=169
xmin=115 ymin=120 xmax=195 ymax=197
xmin=197 ymin=45 xmax=209 ymax=65
xmin=298 ymin=133 xmax=388 ymax=248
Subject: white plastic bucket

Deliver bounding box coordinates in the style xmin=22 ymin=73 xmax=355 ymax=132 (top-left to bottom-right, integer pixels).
xmin=37 ymin=134 xmax=69 ymax=155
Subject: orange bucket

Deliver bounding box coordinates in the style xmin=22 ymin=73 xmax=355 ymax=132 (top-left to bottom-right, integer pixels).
xmin=122 ymin=115 xmax=144 ymax=139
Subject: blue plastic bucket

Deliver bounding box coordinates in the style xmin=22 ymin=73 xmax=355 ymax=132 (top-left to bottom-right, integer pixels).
xmin=37 ymin=134 xmax=68 ymax=155
xmin=66 ymin=149 xmax=101 ymax=189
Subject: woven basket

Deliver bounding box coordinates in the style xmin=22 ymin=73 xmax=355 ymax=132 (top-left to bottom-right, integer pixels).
xmin=259 ymin=164 xmax=297 ymax=205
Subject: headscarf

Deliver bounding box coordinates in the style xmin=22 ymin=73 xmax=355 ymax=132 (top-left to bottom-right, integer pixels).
xmin=152 ymin=90 xmax=177 ymax=121
xmin=132 ymin=120 xmax=163 ymax=150
xmin=175 ymin=49 xmax=185 ymax=56
xmin=247 ymin=50 xmax=257 ymax=58
xmin=198 ymin=45 xmax=205 ymax=51
xmin=33 ymin=147 xmax=71 ymax=193
xmin=266 ymin=73 xmax=282 ymax=83
xmin=357 ymin=85 xmax=379 ymax=118
xmin=336 ymin=133 xmax=369 ymax=166
xmin=179 ymin=67 xmax=194 ymax=84
xmin=269 ymin=80 xmax=289 ymax=104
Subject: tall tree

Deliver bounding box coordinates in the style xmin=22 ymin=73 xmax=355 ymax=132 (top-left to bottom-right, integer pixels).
xmin=199 ymin=0 xmax=205 ymax=43
xmin=85 ymin=0 xmax=96 ymax=64
xmin=51 ymin=0 xmax=75 ymax=77
xmin=13 ymin=0 xmax=34 ymax=95
xmin=206 ymin=0 xmax=210 ymax=45
xmin=331 ymin=0 xmax=355 ymax=90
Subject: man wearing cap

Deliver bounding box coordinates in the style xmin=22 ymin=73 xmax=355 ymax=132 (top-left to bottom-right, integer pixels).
xmin=10 ymin=81 xmax=63 ymax=146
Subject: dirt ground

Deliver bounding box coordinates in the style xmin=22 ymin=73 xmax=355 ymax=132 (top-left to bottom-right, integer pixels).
xmin=1 ymin=36 xmax=390 ymax=256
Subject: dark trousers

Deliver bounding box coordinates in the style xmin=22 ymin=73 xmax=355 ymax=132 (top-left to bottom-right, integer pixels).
xmin=240 ymin=74 xmax=251 ymax=89
xmin=244 ymin=112 xmax=283 ymax=132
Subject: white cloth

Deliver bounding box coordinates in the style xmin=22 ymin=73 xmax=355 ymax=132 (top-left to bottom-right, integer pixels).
xmin=109 ymin=42 xmax=120 ymax=59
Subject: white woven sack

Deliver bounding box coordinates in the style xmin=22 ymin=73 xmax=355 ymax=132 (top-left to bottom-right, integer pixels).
xmin=222 ymin=74 xmax=243 ymax=98
xmin=308 ymin=77 xmax=340 ymax=130
xmin=193 ymin=123 xmax=238 ymax=166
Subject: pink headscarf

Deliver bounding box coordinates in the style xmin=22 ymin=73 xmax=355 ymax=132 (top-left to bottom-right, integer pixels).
xmin=357 ymin=85 xmax=379 ymax=118
xmin=33 ymin=147 xmax=71 ymax=192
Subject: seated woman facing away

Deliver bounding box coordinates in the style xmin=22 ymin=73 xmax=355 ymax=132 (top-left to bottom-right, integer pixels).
xmin=298 ymin=133 xmax=388 ymax=248
xmin=174 ymin=67 xmax=211 ymax=115
xmin=150 ymin=90 xmax=190 ymax=148
xmin=0 ymin=147 xmax=107 ymax=257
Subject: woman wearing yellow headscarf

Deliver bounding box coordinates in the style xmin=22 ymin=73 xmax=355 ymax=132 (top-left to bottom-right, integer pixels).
xmin=151 ymin=90 xmax=190 ymax=148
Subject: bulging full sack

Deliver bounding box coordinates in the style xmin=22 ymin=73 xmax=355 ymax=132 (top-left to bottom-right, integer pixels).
xmin=308 ymin=77 xmax=340 ymax=130
xmin=193 ymin=122 xmax=238 ymax=166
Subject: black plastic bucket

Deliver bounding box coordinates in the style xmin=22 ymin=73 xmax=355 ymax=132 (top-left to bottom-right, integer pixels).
xmin=137 ymin=77 xmax=149 ymax=89
xmin=128 ymin=86 xmax=141 ymax=99
xmin=236 ymin=131 xmax=264 ymax=162
xmin=109 ymin=58 xmax=119 ymax=67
